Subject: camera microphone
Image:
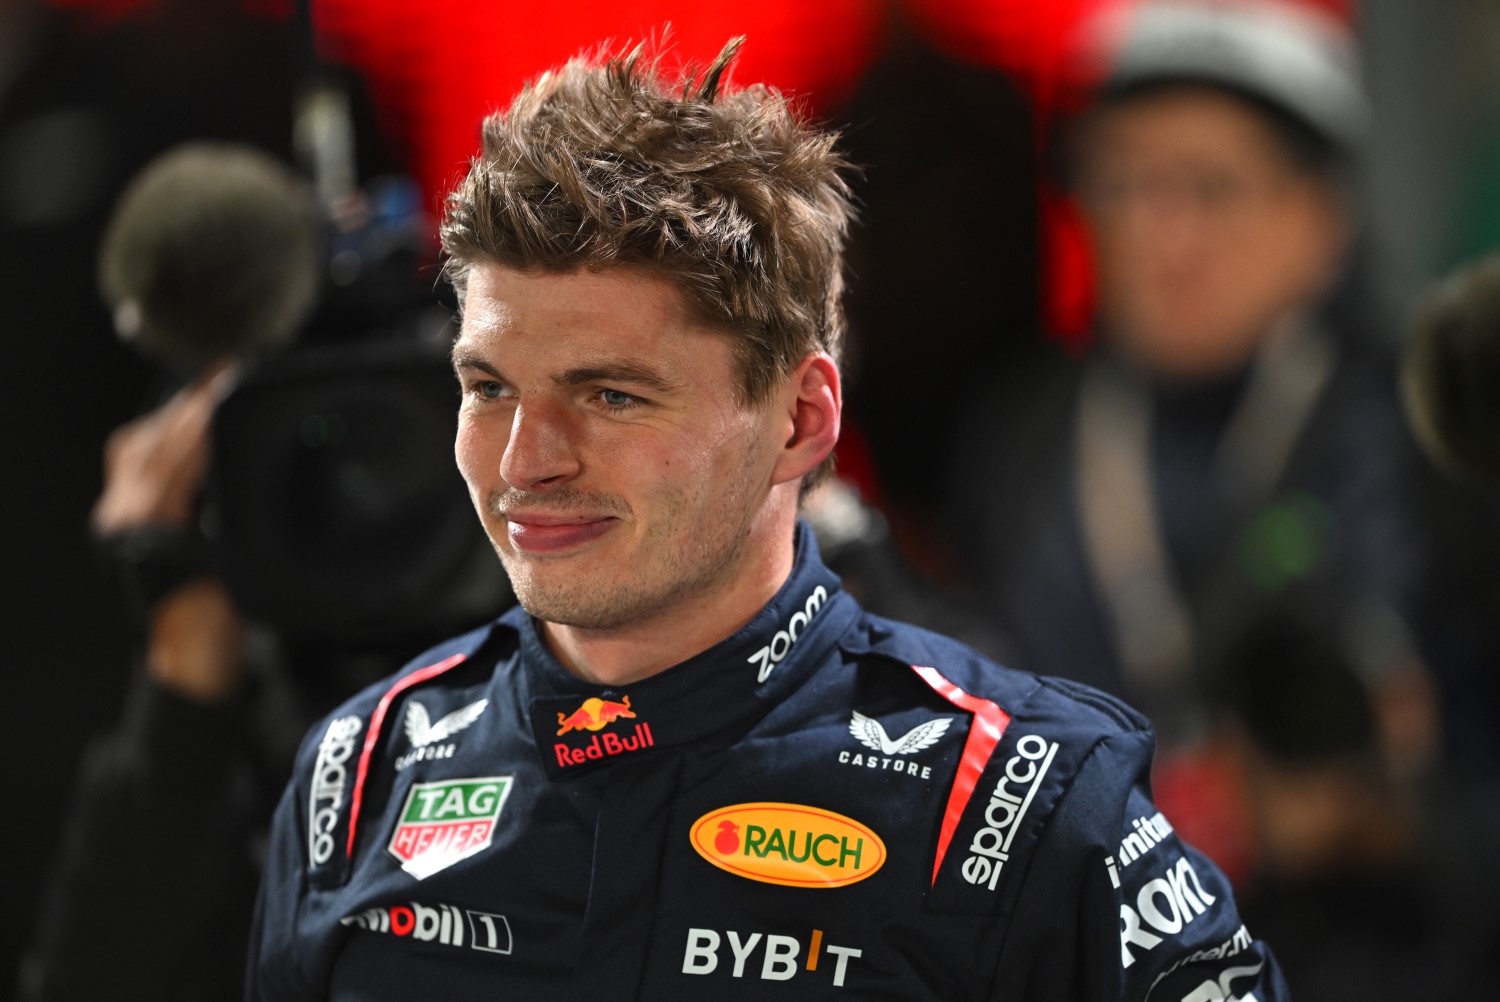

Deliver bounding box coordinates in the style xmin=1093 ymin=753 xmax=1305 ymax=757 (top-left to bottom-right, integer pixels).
xmin=97 ymin=142 xmax=320 ymax=373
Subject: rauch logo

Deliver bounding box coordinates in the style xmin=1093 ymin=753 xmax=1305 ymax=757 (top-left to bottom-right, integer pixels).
xmin=690 ymin=803 xmax=886 ymax=888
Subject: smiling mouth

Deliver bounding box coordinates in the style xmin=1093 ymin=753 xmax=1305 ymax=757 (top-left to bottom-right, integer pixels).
xmin=503 ymin=513 xmax=618 ymax=554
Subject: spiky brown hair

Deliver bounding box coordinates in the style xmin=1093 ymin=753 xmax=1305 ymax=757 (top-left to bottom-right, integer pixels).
xmin=440 ymin=37 xmax=855 ymax=432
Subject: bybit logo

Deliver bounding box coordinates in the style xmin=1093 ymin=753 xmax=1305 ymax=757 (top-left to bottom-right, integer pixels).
xmin=683 ymin=927 xmax=862 ymax=988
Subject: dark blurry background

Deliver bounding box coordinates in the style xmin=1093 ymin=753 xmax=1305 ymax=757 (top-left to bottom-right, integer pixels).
xmin=4 ymin=0 xmax=1500 ymax=997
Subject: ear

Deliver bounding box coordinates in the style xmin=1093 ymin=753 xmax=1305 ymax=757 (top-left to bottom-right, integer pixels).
xmin=770 ymin=352 xmax=841 ymax=487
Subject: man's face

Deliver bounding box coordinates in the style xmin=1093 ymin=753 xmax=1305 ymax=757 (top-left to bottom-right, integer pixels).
xmin=452 ymin=264 xmax=786 ymax=633
xmin=1076 ymin=87 xmax=1346 ymax=379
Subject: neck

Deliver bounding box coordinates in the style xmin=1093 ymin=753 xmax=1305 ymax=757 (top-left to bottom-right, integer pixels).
xmin=540 ymin=507 xmax=799 ymax=687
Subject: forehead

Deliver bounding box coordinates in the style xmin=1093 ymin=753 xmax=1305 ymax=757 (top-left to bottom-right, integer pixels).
xmin=454 ymin=262 xmax=738 ymax=375
xmin=1085 ymin=86 xmax=1290 ymax=169
xmin=459 ymin=263 xmax=700 ymax=337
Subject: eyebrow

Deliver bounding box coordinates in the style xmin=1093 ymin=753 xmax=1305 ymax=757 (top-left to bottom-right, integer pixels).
xmin=450 ymin=348 xmax=683 ymax=394
xmin=559 ymin=360 xmax=682 ymax=393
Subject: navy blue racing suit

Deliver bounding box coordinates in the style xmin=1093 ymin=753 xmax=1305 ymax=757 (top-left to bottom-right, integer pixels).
xmin=247 ymin=523 xmax=1288 ymax=1000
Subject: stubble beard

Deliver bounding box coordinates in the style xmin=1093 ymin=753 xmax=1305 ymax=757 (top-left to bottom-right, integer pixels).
xmin=484 ymin=476 xmax=757 ymax=632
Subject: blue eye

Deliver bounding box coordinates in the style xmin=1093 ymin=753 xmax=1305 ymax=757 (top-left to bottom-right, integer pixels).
xmin=479 ymin=381 xmax=504 ymax=399
xmin=600 ymin=389 xmax=635 ymax=408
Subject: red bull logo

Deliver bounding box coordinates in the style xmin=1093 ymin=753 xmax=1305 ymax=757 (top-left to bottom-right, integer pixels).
xmin=556 ymin=696 xmax=636 ymax=736
xmin=552 ymin=695 xmax=654 ymax=771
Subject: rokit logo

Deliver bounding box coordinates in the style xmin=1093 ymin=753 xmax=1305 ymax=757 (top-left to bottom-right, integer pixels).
xmin=682 ymin=927 xmax=862 ymax=989
xmin=748 ymin=585 xmax=827 ymax=683
xmin=839 ymin=711 xmax=950 ymax=780
xmin=396 ymin=698 xmax=488 ymax=771
xmin=1119 ymin=854 xmax=1220 ymax=969
xmin=308 ymin=715 xmax=363 ymax=866
xmin=961 ymin=734 xmax=1057 ymax=891
xmin=341 ymin=901 xmax=512 ymax=955
xmin=1105 ymin=811 xmax=1174 ymax=888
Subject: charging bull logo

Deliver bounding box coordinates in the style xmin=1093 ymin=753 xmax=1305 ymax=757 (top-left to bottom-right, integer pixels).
xmin=551 ymin=695 xmax=655 ymax=772
xmin=556 ymin=696 xmax=636 ymax=735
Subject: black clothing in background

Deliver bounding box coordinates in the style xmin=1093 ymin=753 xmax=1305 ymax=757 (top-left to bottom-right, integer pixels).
xmin=941 ymin=336 xmax=1419 ymax=706
xmin=838 ymin=33 xmax=1040 ymax=549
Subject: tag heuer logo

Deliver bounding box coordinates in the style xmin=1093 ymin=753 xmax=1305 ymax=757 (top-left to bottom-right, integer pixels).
xmin=388 ymin=776 xmax=512 ymax=879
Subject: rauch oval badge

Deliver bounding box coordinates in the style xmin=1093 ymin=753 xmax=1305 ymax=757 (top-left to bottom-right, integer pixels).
xmin=689 ymin=802 xmax=886 ymax=888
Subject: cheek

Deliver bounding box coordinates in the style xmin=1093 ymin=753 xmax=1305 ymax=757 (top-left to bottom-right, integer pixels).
xmin=636 ymin=417 xmax=759 ymax=498
xmin=454 ymin=417 xmax=504 ymax=487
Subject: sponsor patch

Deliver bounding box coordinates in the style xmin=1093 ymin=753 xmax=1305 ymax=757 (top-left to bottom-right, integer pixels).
xmin=960 ymin=734 xmax=1057 ymax=892
xmin=1105 ymin=812 xmax=1174 ymax=888
xmin=341 ymin=900 xmax=513 ymax=955
xmin=396 ymin=698 xmax=488 ymax=771
xmin=556 ymin=695 xmax=636 ymax=735
xmin=544 ymin=695 xmax=656 ymax=774
xmin=1180 ymin=961 xmax=1263 ymax=1002
xmin=838 ymin=711 xmax=950 ymax=780
xmin=1119 ymin=854 xmax=1220 ymax=969
xmin=682 ymin=926 xmax=863 ymax=989
xmin=308 ymin=715 xmax=364 ymax=867
xmin=690 ymin=803 xmax=885 ymax=888
xmin=387 ymin=776 xmax=512 ymax=879
xmin=748 ymin=585 xmax=827 ymax=683
xmin=1147 ymin=924 xmax=1253 ymax=996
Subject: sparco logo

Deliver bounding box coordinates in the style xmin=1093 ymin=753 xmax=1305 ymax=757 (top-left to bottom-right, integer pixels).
xmin=748 ymin=586 xmax=827 ymax=683
xmin=683 ymin=927 xmax=862 ymax=988
xmin=961 ymin=734 xmax=1057 ymax=891
xmin=1119 ymin=854 xmax=1219 ymax=969
xmin=341 ymin=901 xmax=512 ymax=955
xmin=308 ymin=715 xmax=363 ymax=866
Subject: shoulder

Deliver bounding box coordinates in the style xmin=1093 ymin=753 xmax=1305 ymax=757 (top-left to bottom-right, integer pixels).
xmin=844 ymin=611 xmax=1148 ymax=739
xmin=298 ymin=621 xmax=509 ymax=749
xmin=837 ymin=611 xmax=1157 ymax=895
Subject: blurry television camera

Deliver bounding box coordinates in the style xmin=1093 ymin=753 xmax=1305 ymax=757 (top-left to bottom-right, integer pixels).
xmin=96 ymin=91 xmax=509 ymax=655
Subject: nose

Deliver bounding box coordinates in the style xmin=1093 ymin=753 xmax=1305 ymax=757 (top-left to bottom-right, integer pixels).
xmin=499 ymin=399 xmax=581 ymax=492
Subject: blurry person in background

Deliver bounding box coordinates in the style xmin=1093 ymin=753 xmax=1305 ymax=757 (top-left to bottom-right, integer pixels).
xmin=945 ymin=0 xmax=1417 ymax=740
xmin=16 ymin=145 xmax=319 ymax=1002
xmin=1400 ymin=254 xmax=1500 ymax=772
xmin=19 ymin=139 xmax=509 ymax=1001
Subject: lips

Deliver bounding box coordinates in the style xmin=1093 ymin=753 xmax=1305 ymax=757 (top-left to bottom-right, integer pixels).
xmin=504 ymin=513 xmax=617 ymax=554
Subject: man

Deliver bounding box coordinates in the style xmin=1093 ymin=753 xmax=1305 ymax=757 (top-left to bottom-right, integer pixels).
xmin=945 ymin=0 xmax=1413 ymax=728
xmin=248 ymin=39 xmax=1287 ymax=1000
